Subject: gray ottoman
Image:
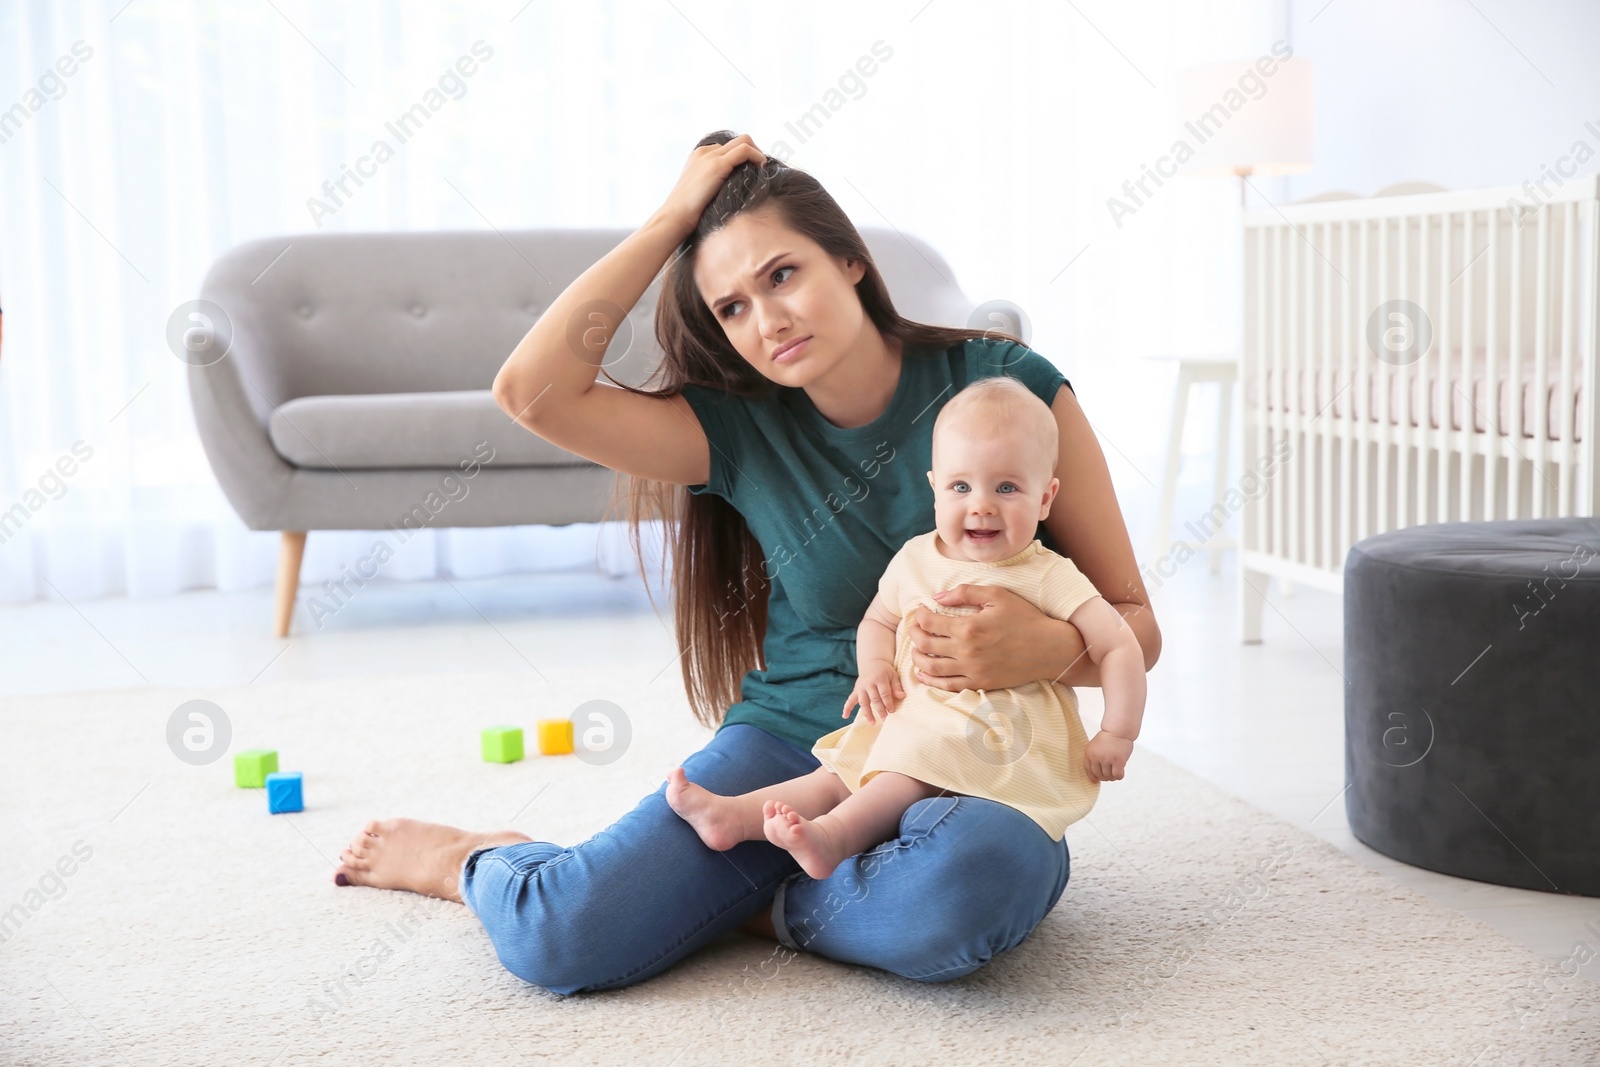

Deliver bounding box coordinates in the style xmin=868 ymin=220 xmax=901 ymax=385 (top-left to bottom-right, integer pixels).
xmin=1344 ymin=518 xmax=1600 ymax=897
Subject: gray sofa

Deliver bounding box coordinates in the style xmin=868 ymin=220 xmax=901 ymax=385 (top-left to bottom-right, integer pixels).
xmin=189 ymin=227 xmax=1010 ymax=635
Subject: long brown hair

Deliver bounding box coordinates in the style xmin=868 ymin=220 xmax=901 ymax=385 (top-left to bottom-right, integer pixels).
xmin=604 ymin=129 xmax=1023 ymax=731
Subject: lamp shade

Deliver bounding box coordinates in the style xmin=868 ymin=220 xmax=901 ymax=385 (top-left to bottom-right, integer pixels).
xmin=1178 ymin=57 xmax=1313 ymax=177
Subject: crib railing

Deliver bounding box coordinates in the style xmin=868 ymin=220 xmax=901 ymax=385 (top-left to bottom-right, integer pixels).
xmin=1239 ymin=176 xmax=1600 ymax=640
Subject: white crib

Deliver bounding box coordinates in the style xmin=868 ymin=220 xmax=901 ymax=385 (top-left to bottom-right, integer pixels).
xmin=1238 ymin=176 xmax=1600 ymax=642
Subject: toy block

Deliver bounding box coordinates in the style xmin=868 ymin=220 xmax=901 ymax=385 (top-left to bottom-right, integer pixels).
xmin=537 ymin=719 xmax=574 ymax=755
xmin=265 ymin=771 xmax=303 ymax=814
xmin=234 ymin=749 xmax=279 ymax=788
xmin=481 ymin=726 xmax=524 ymax=763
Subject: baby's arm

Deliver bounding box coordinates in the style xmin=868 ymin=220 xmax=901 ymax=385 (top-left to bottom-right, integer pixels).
xmin=842 ymin=592 xmax=904 ymax=723
xmin=1065 ymin=594 xmax=1147 ymax=781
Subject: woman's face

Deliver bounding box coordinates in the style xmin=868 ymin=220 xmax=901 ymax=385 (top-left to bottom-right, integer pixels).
xmin=694 ymin=207 xmax=869 ymax=386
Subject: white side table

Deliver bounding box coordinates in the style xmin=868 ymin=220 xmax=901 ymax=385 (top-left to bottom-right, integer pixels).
xmin=1146 ymin=354 xmax=1238 ymax=574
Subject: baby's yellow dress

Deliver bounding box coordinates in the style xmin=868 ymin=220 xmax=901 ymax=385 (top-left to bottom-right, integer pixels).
xmin=810 ymin=530 xmax=1103 ymax=842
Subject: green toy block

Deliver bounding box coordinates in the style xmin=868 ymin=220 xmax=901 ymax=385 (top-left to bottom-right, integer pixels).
xmin=234 ymin=749 xmax=279 ymax=788
xmin=481 ymin=726 xmax=524 ymax=764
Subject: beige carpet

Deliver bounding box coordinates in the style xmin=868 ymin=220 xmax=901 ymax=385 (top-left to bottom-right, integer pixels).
xmin=2 ymin=667 xmax=1595 ymax=1066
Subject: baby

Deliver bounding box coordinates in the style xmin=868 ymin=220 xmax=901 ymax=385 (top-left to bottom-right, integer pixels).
xmin=665 ymin=376 xmax=1146 ymax=880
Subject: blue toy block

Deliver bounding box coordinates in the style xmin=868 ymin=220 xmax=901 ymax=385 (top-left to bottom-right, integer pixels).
xmin=265 ymin=771 xmax=303 ymax=814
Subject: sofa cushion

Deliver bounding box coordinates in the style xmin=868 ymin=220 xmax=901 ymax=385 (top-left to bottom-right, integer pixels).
xmin=267 ymin=391 xmax=593 ymax=470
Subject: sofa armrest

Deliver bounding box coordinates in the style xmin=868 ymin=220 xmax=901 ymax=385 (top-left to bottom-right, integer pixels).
xmin=187 ymin=332 xmax=297 ymax=531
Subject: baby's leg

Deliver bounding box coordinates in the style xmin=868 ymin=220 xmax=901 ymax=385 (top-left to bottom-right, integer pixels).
xmin=765 ymin=772 xmax=945 ymax=881
xmin=666 ymin=765 xmax=849 ymax=851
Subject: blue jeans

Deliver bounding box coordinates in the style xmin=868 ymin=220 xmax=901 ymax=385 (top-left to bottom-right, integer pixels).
xmin=458 ymin=723 xmax=1071 ymax=995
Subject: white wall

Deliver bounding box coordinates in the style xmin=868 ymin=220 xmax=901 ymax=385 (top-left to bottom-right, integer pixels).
xmin=1285 ymin=0 xmax=1600 ymax=199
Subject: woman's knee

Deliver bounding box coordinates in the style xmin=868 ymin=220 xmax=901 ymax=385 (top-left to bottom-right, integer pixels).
xmin=467 ymin=790 xmax=797 ymax=996
xmin=495 ymin=940 xmax=607 ymax=997
xmin=890 ymin=798 xmax=1070 ymax=979
xmin=468 ymin=728 xmax=817 ymax=994
xmin=482 ymin=908 xmax=590 ymax=995
xmin=916 ymin=796 xmax=1066 ymax=901
xmin=463 ymin=844 xmax=601 ymax=994
xmin=482 ymin=888 xmax=676 ymax=996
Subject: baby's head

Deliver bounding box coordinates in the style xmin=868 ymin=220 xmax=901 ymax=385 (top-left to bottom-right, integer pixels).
xmin=926 ymin=377 xmax=1060 ymax=562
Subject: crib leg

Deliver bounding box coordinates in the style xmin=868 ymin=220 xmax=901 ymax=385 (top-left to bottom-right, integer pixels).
xmin=1240 ymin=565 xmax=1268 ymax=643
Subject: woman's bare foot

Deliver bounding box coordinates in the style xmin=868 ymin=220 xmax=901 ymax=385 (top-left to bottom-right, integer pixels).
xmin=763 ymin=800 xmax=846 ymax=880
xmin=333 ymin=818 xmax=532 ymax=902
xmin=664 ymin=767 xmax=754 ymax=851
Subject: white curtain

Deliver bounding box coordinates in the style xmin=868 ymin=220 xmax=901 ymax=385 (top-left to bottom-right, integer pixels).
xmin=0 ymin=0 xmax=1275 ymax=606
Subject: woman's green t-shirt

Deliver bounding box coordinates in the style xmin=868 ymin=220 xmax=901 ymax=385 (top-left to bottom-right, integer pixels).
xmin=678 ymin=336 xmax=1073 ymax=754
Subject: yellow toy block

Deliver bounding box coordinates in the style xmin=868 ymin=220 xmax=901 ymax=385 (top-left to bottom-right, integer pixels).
xmin=537 ymin=719 xmax=574 ymax=755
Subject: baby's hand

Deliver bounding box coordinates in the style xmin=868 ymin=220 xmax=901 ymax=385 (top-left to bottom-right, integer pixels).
xmin=843 ymin=660 xmax=904 ymax=724
xmin=1085 ymin=730 xmax=1135 ymax=782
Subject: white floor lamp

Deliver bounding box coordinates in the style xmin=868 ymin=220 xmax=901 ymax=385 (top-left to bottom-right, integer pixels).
xmin=1179 ymin=55 xmax=1315 ymax=205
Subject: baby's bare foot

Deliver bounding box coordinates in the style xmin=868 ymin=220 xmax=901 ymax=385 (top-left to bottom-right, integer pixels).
xmin=665 ymin=767 xmax=752 ymax=850
xmin=763 ymin=800 xmax=846 ymax=880
xmin=333 ymin=818 xmax=531 ymax=902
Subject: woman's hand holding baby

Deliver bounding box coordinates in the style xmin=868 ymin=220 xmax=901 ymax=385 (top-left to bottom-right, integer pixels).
xmin=843 ymin=660 xmax=904 ymax=724
xmin=1084 ymin=730 xmax=1135 ymax=782
xmin=910 ymin=584 xmax=1077 ymax=692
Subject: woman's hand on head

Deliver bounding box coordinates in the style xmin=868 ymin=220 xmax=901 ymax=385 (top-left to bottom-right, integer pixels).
xmin=906 ymin=584 xmax=1069 ymax=692
xmin=655 ymin=134 xmax=767 ymax=240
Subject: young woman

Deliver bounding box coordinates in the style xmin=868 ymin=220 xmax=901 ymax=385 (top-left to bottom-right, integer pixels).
xmin=332 ymin=131 xmax=1161 ymax=996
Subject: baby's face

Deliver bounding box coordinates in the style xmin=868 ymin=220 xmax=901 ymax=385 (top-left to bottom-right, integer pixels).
xmin=926 ymin=426 xmax=1059 ymax=562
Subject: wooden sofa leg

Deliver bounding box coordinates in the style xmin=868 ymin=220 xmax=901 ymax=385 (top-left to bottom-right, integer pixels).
xmin=274 ymin=531 xmax=307 ymax=637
